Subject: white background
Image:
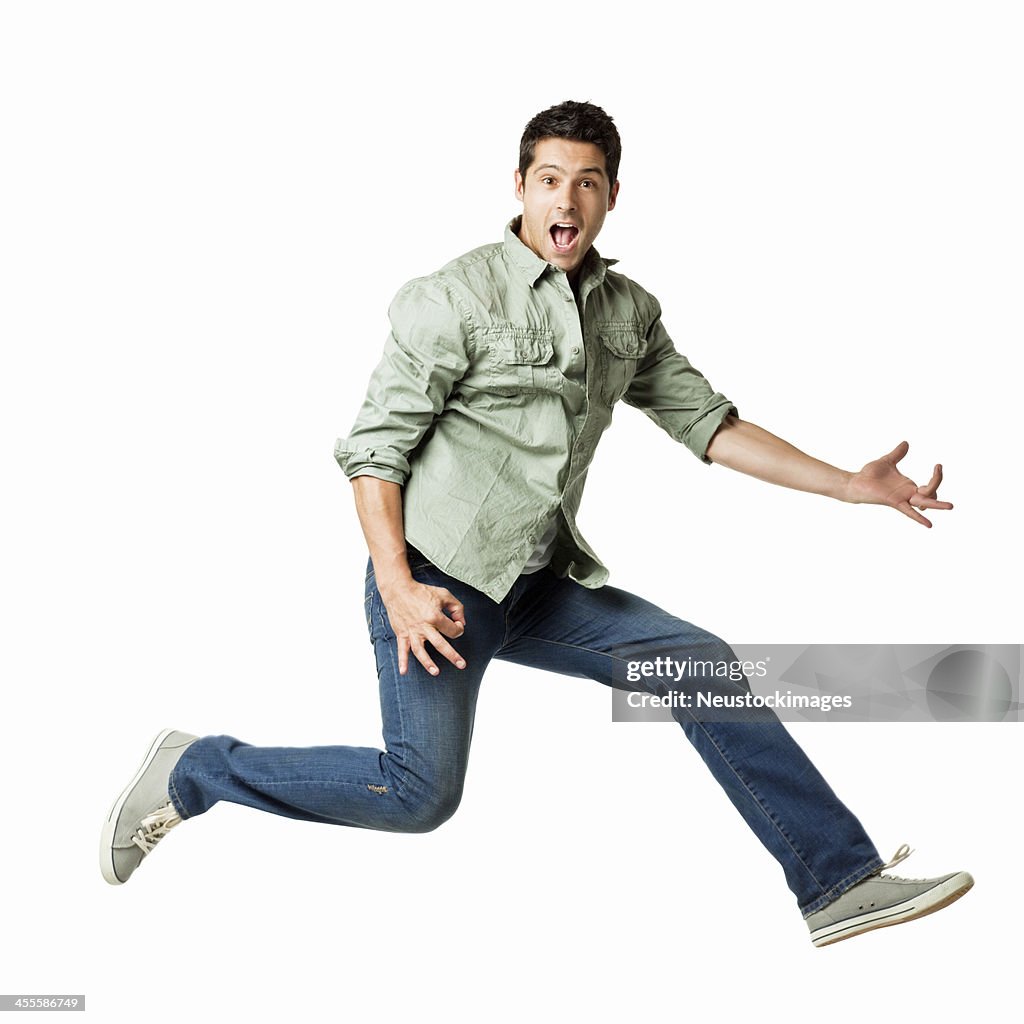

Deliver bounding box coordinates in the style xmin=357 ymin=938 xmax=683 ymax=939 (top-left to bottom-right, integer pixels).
xmin=2 ymin=2 xmax=1020 ymax=1020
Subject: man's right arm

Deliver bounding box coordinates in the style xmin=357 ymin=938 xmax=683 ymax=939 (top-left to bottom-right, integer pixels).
xmin=352 ymin=475 xmax=467 ymax=676
xmin=337 ymin=276 xmax=474 ymax=676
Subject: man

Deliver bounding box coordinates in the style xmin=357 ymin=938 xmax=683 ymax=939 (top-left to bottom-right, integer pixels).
xmin=101 ymin=101 xmax=973 ymax=947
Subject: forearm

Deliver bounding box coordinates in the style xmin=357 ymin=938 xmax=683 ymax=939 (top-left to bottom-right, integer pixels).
xmin=351 ymin=475 xmax=413 ymax=593
xmin=704 ymin=415 xmax=852 ymax=501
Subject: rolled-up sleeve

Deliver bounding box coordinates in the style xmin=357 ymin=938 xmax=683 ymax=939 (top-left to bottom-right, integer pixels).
xmin=334 ymin=276 xmax=472 ymax=485
xmin=622 ymin=302 xmax=737 ymax=464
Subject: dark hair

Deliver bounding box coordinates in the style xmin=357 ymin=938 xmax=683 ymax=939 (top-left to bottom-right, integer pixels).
xmin=519 ymin=100 xmax=622 ymax=185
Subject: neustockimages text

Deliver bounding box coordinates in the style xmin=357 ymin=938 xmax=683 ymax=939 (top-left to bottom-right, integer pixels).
xmin=625 ymin=691 xmax=853 ymax=711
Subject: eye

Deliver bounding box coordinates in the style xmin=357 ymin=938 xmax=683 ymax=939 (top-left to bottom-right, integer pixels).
xmin=580 ymin=180 xmax=594 ymax=189
xmin=541 ymin=176 xmax=555 ymax=185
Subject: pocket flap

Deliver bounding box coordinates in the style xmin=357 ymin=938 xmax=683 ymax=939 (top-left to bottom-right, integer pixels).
xmin=486 ymin=326 xmax=555 ymax=365
xmin=598 ymin=325 xmax=647 ymax=359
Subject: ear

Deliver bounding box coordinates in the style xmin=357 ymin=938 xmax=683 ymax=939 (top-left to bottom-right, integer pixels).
xmin=514 ymin=167 xmax=525 ymax=202
xmin=607 ymin=179 xmax=620 ymax=212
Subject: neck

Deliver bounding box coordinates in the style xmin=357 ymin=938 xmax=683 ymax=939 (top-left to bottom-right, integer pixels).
xmin=567 ymin=246 xmax=592 ymax=290
xmin=568 ymin=268 xmax=583 ymax=302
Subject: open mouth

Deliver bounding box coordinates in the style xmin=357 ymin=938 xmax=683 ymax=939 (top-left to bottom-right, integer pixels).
xmin=549 ymin=222 xmax=580 ymax=254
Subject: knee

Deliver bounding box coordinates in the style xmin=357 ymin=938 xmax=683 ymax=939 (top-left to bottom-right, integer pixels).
xmin=664 ymin=623 xmax=739 ymax=668
xmin=397 ymin=781 xmax=464 ymax=833
xmin=663 ymin=626 xmax=748 ymax=692
xmin=693 ymin=628 xmax=738 ymax=664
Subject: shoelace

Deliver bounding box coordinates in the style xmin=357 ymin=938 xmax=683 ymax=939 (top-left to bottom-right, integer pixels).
xmin=877 ymin=843 xmax=929 ymax=882
xmin=130 ymin=803 xmax=182 ymax=856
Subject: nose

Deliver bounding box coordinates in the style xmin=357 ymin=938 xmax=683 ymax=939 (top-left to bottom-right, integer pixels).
xmin=556 ymin=183 xmax=576 ymax=213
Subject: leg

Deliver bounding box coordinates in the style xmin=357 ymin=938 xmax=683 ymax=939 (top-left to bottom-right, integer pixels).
xmin=496 ymin=568 xmax=883 ymax=915
xmin=167 ymin=551 xmax=508 ymax=833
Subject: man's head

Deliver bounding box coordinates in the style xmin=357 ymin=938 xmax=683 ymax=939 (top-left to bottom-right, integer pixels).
xmin=514 ymin=100 xmax=621 ymax=281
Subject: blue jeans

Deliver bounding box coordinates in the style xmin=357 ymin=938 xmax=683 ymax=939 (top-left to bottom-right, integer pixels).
xmin=169 ymin=548 xmax=883 ymax=915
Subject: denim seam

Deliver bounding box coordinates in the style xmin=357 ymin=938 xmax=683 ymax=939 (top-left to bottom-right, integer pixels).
xmin=167 ymin=769 xmax=191 ymax=820
xmin=369 ymin=584 xmax=419 ymax=803
xmin=185 ymin=771 xmax=385 ymax=789
xmin=501 ymin=588 xmax=518 ymax=649
xmin=184 ymin=771 xmax=396 ymax=828
xmin=374 ymin=594 xmax=390 ymax=640
xmin=800 ymin=857 xmax=885 ymax=917
xmin=378 ymin=632 xmax=413 ymax=802
xmin=515 ymin=635 xmax=629 ymax=662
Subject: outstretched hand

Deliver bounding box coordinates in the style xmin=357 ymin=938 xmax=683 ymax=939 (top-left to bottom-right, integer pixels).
xmin=846 ymin=441 xmax=953 ymax=527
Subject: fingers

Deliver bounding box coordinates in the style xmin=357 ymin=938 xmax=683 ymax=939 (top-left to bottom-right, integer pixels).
xmin=437 ymin=588 xmax=467 ymax=628
xmin=922 ymin=463 xmax=944 ymax=496
xmin=915 ymin=463 xmax=944 ymax=499
xmin=896 ymin=500 xmax=932 ymax=527
xmin=911 ymin=465 xmax=953 ymax=509
xmin=407 ymin=634 xmax=440 ymax=676
xmin=403 ymin=626 xmax=466 ymax=677
xmin=911 ymin=494 xmax=954 ymax=511
xmin=884 ymin=440 xmax=910 ymax=465
xmin=424 ymin=625 xmax=467 ymax=672
xmin=396 ymin=605 xmax=467 ymax=677
xmin=398 ymin=631 xmax=437 ymax=677
xmin=433 ymin=610 xmax=465 ymax=640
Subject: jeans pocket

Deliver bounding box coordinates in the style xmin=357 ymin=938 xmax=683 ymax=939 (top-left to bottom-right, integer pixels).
xmin=363 ymin=591 xmax=374 ymax=640
xmin=367 ymin=587 xmax=394 ymax=642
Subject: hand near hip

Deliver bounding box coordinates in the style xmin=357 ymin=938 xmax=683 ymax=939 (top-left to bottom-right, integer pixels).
xmin=378 ymin=578 xmax=467 ymax=676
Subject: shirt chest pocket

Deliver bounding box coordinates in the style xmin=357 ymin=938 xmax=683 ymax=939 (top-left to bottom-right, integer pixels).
xmin=597 ymin=322 xmax=648 ymax=404
xmin=481 ymin=325 xmax=556 ymax=395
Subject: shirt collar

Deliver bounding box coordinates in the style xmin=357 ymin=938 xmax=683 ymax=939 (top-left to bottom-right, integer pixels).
xmin=504 ymin=216 xmax=618 ymax=289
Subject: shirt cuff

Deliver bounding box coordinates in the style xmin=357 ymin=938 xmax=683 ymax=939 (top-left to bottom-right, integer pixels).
xmin=333 ymin=438 xmax=410 ymax=485
xmin=686 ymin=397 xmax=738 ymax=465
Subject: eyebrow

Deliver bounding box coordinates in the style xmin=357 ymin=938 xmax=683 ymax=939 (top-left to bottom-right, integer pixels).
xmin=533 ymin=163 xmax=606 ymax=178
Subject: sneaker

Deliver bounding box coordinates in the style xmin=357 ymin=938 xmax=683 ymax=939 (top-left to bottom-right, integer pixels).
xmin=100 ymin=729 xmax=198 ymax=885
xmin=806 ymin=844 xmax=974 ymax=947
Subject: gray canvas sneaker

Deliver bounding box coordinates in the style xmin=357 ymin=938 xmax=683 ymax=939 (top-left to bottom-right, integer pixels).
xmin=806 ymin=844 xmax=974 ymax=947
xmin=100 ymin=729 xmax=198 ymax=885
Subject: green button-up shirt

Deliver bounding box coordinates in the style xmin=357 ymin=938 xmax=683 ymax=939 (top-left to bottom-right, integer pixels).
xmin=335 ymin=216 xmax=737 ymax=602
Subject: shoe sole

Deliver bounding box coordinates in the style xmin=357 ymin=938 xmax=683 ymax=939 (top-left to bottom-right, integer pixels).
xmin=99 ymin=728 xmax=177 ymax=886
xmin=811 ymin=872 xmax=975 ymax=947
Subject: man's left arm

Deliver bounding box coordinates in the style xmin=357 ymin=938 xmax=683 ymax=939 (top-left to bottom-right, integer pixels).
xmin=704 ymin=417 xmax=952 ymax=528
xmin=622 ymin=299 xmax=952 ymax=528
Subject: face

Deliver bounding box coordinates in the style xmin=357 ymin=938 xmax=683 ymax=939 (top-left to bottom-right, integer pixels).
xmin=514 ymin=137 xmax=619 ymax=281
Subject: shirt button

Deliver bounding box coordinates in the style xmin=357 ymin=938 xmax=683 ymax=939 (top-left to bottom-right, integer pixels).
xmin=571 ymin=346 xmax=580 ymax=355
